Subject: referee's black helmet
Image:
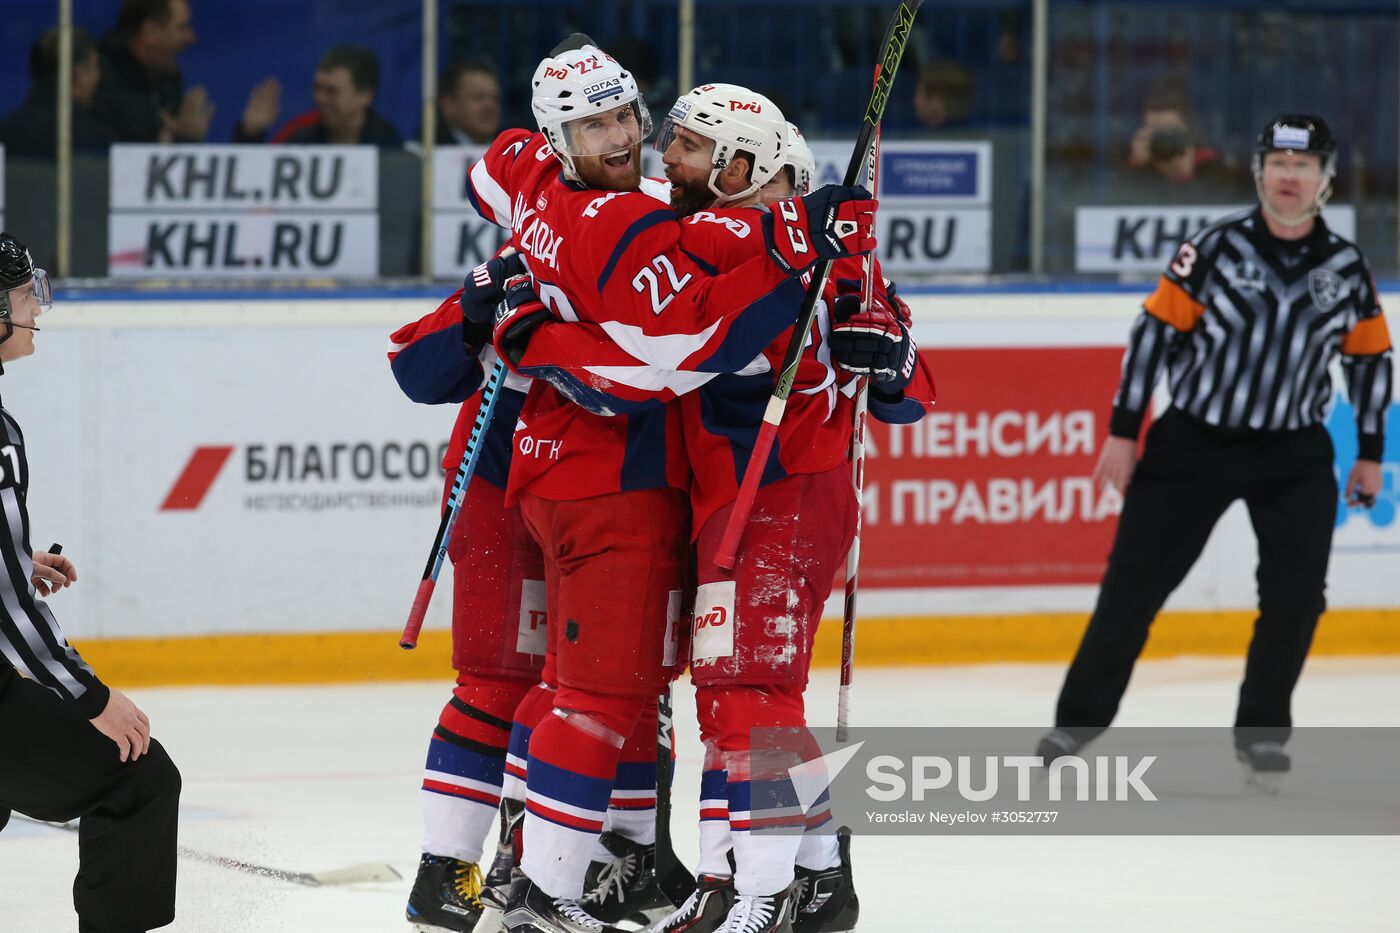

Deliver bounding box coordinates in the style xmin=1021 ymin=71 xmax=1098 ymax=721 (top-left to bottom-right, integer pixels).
xmin=0 ymin=234 xmax=34 ymax=293
xmin=1254 ymin=114 xmax=1337 ymax=174
xmin=0 ymin=233 xmax=50 ymax=350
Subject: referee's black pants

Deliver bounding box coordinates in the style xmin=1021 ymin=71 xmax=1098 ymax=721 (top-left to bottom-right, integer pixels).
xmin=1055 ymin=409 xmax=1337 ymax=750
xmin=0 ymin=665 xmax=180 ymax=932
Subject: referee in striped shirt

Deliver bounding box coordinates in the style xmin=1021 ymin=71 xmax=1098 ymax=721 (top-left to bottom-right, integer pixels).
xmin=1041 ymin=115 xmax=1394 ymax=786
xmin=0 ymin=233 xmax=180 ymax=931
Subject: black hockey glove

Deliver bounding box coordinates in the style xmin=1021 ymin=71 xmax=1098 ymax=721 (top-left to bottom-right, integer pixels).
xmin=829 ymin=293 xmax=917 ymax=394
xmin=760 ymin=185 xmax=878 ymax=277
xmin=461 ymin=252 xmax=527 ymax=344
xmin=493 ymin=275 xmax=554 ymax=367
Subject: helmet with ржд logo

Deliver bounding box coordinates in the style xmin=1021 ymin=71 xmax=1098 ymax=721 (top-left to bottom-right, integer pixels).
xmin=654 ymin=83 xmax=787 ymax=205
xmin=530 ymin=44 xmax=651 ymax=180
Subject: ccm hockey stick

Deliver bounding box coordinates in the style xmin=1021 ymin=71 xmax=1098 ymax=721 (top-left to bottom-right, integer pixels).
xmin=653 ymin=688 xmax=696 ymax=905
xmin=714 ymin=0 xmax=921 ymax=569
xmin=837 ymin=99 xmax=885 ymax=744
xmin=400 ymin=355 xmax=508 ymax=648
xmin=16 ymin=814 xmax=399 ymax=887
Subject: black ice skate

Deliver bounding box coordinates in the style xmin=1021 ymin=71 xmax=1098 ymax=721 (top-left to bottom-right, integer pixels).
xmin=1237 ymin=741 xmax=1291 ymax=795
xmin=1035 ymin=728 xmax=1083 ymax=765
xmin=650 ymin=873 xmax=736 ymax=933
xmin=580 ymin=831 xmax=674 ymax=927
xmin=711 ymin=886 xmax=797 ymax=933
xmin=503 ymin=872 xmax=630 ymax=933
xmin=793 ymin=827 xmax=859 ymax=932
xmin=482 ymin=798 xmax=527 ymax=911
xmin=405 ymin=853 xmax=485 ymax=933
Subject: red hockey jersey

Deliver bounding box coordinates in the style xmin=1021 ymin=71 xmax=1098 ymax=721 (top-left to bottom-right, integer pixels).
xmin=678 ymin=228 xmax=936 ymax=531
xmin=466 ymin=130 xmax=809 ymax=503
xmin=509 ymin=212 xmax=937 ymax=532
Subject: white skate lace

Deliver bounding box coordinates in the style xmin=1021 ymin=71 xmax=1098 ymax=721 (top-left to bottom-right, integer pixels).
xmin=797 ymin=873 xmax=831 ymax=914
xmin=583 ymin=851 xmax=638 ymax=906
xmin=720 ymin=895 xmax=776 ymax=933
xmin=792 ymin=874 xmax=811 ymax=910
xmin=555 ymin=897 xmax=606 ymax=930
xmin=654 ymin=888 xmax=704 ymax=930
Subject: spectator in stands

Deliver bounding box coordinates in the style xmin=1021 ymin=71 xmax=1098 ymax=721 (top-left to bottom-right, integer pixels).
xmin=434 ymin=61 xmax=500 ymax=145
xmin=913 ymin=60 xmax=975 ymax=131
xmin=0 ymin=27 xmax=117 ymax=159
xmin=93 ymin=0 xmax=212 ymax=143
xmin=1118 ymin=87 xmax=1242 ymax=201
xmin=235 ymin=45 xmax=401 ymax=148
xmin=1125 ymin=89 xmax=1223 ymax=184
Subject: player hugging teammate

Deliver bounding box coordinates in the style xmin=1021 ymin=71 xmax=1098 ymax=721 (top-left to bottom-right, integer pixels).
xmin=388 ymin=34 xmax=932 ymax=933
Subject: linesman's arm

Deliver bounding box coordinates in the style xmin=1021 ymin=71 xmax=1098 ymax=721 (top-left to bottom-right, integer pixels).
xmin=0 ymin=539 xmax=109 ymax=720
xmin=1340 ymin=266 xmax=1393 ymax=462
xmin=1109 ymin=238 xmax=1211 ymax=440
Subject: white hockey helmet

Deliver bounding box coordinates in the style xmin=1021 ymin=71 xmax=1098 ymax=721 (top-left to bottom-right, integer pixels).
xmin=654 ymin=83 xmax=787 ymax=204
xmin=784 ymin=121 xmax=816 ymax=195
xmin=531 ymin=45 xmax=652 ymax=179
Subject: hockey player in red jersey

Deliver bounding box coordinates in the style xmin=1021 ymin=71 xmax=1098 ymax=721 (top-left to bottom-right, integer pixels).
xmin=490 ymin=89 xmax=930 ymax=933
xmin=462 ymin=41 xmax=879 ymax=933
xmin=388 ymin=283 xmax=546 ymax=933
xmin=503 ymin=98 xmax=930 ymax=933
xmin=390 ymin=268 xmax=678 ymax=933
xmin=784 ymin=133 xmax=934 ymax=933
xmin=674 ymin=119 xmax=929 ymax=930
xmin=649 ymin=90 xmax=932 ymax=933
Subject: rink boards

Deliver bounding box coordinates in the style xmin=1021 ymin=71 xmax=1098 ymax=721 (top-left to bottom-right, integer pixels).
xmin=11 ymin=287 xmax=1398 ymax=686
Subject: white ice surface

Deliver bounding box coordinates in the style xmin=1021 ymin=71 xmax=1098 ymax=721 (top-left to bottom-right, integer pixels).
xmin=1 ymin=657 xmax=1397 ymax=932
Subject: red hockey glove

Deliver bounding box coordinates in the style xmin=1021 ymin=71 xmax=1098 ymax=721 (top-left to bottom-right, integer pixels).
xmin=493 ymin=274 xmax=554 ymax=367
xmin=835 ymin=275 xmax=913 ymax=328
xmin=829 ymin=293 xmax=917 ymax=393
xmin=461 ymin=252 xmax=527 ymax=329
xmin=761 ymin=185 xmax=878 ymax=277
xmin=883 ymin=278 xmax=914 ymax=328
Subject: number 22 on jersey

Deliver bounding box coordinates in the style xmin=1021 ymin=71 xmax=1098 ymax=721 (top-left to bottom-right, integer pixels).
xmin=632 ymin=254 xmax=694 ymax=315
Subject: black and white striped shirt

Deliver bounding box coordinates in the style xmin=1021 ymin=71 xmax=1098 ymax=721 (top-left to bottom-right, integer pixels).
xmin=1112 ymin=208 xmax=1394 ymax=460
xmin=0 ymin=402 xmax=108 ymax=718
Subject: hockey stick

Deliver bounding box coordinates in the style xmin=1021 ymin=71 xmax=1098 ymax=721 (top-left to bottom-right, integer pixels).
xmin=653 ymin=687 xmax=696 ymax=905
xmin=714 ymin=0 xmax=921 ymax=570
xmin=15 ymin=814 xmax=400 ymax=887
xmin=399 ymin=356 xmax=508 ymax=649
xmin=837 ymin=72 xmax=887 ymax=745
xmin=835 ymin=386 xmax=868 ymax=746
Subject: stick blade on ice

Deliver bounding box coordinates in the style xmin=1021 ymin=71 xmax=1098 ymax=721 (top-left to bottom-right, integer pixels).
xmin=303 ymin=862 xmax=402 ymax=886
